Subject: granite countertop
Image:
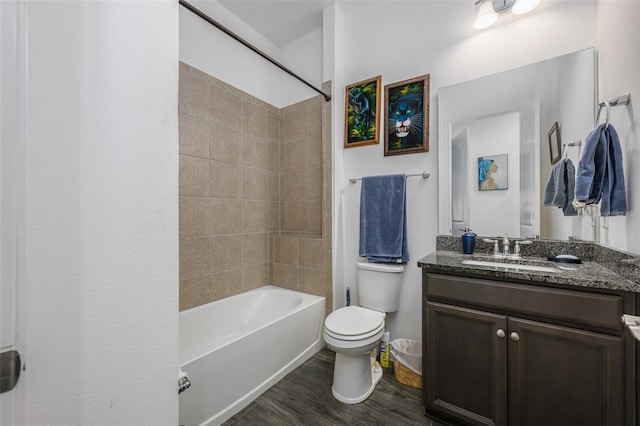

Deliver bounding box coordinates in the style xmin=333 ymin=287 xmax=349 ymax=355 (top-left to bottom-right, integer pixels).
xmin=418 ymin=250 xmax=640 ymax=293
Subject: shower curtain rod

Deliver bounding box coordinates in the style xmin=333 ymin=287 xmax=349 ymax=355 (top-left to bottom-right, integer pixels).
xmin=179 ymin=0 xmax=332 ymax=102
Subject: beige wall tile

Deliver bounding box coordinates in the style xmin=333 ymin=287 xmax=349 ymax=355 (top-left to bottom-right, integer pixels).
xmin=283 ymin=143 xmax=306 ymax=172
xmin=243 ymin=201 xmax=268 ymax=233
xmin=211 ymin=198 xmax=242 ymax=235
xmin=243 ymin=233 xmax=268 ymax=267
xmin=273 ymin=263 xmax=298 ymax=291
xmin=324 ymin=170 xmax=332 ymax=215
xmin=210 ymin=85 xmax=242 ymax=130
xmin=299 ymin=267 xmax=325 ymax=297
xmin=243 ymin=134 xmax=268 ymax=170
xmin=242 ymin=99 xmax=269 ymax=139
xmin=179 ymin=73 xmax=210 ymax=120
xmin=279 ymin=200 xmax=285 ymax=233
xmin=210 ymin=160 xmax=243 ymax=199
xmin=325 ymin=250 xmax=333 ymax=288
xmin=211 ymin=235 xmax=242 ymax=273
xmin=267 ymin=142 xmax=280 ymax=171
xmin=268 ymin=110 xmax=280 ymax=143
xmin=284 ymin=201 xmax=308 ymax=233
xmin=179 ymin=113 xmax=210 ymax=158
xmin=324 ymin=214 xmax=332 ymax=250
xmin=267 ymin=171 xmax=280 ymax=202
xmin=267 ymin=202 xmax=279 ymax=233
xmin=284 ymin=107 xmax=307 ymax=142
xmin=285 ymin=170 xmax=307 ymax=201
xmin=210 ymin=269 xmax=242 ymax=301
xmin=325 ymin=286 xmax=333 ymax=317
xmin=210 ymin=120 xmax=243 ymax=164
xmin=243 ymin=264 xmax=268 ymax=291
xmin=180 ymin=155 xmax=210 ymax=197
xmin=179 ymin=237 xmax=211 ymax=280
xmin=307 ymin=139 xmax=323 ymax=168
xmin=306 ymin=167 xmax=323 ymax=200
xmin=307 ymin=100 xmax=323 ymax=141
xmin=179 ymin=61 xmax=191 ymax=75
xmin=179 ymin=196 xmax=210 ymax=238
xmin=180 ymin=65 xmax=334 ymax=311
xmin=179 ymin=275 xmax=210 ymax=311
xmin=274 ymin=236 xmax=298 ymax=265
xmin=188 ymin=66 xmax=219 ymax=87
xmin=243 ymin=168 xmax=268 ymax=201
xmin=308 ymin=200 xmax=323 ymax=235
xmin=299 ymin=238 xmax=324 ymax=270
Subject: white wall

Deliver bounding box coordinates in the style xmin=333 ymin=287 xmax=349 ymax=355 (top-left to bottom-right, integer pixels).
xmin=464 ymin=113 xmax=521 ymax=237
xmin=337 ymin=1 xmax=597 ymax=340
xmin=25 ymin=1 xmax=178 ymax=424
xmin=179 ymin=0 xmax=323 ymax=108
xmin=596 ymin=0 xmax=640 ymax=254
xmin=538 ymin=49 xmax=595 ymax=240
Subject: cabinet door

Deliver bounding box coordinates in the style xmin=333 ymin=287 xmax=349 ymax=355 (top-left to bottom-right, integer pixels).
xmin=426 ymin=302 xmax=508 ymax=426
xmin=508 ymin=318 xmax=624 ymax=426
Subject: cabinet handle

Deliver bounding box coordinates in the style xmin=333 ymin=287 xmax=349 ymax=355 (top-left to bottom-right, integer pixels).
xmin=510 ymin=332 xmax=520 ymax=342
xmin=496 ymin=329 xmax=505 ymax=338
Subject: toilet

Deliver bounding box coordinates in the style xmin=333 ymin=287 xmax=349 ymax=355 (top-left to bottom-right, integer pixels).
xmin=323 ymin=261 xmax=404 ymax=404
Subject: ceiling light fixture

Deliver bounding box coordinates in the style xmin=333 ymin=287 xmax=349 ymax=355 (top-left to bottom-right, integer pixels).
xmin=473 ymin=0 xmax=540 ymax=30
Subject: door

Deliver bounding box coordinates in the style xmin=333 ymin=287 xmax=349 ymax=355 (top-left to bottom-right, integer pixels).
xmin=508 ymin=318 xmax=624 ymax=426
xmin=426 ymin=302 xmax=508 ymax=426
xmin=451 ymin=129 xmax=469 ymax=234
xmin=1 ymin=0 xmax=26 ymax=422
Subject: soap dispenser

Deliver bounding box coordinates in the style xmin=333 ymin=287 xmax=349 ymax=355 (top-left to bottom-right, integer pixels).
xmin=461 ymin=228 xmax=477 ymax=254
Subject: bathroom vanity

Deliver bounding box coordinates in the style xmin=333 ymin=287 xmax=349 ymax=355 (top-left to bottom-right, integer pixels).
xmin=419 ymin=239 xmax=640 ymax=426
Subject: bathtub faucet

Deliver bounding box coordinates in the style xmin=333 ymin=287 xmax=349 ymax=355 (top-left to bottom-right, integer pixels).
xmin=178 ymin=369 xmax=191 ymax=395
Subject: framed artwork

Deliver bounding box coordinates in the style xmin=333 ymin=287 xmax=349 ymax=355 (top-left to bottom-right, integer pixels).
xmin=478 ymin=154 xmax=508 ymax=191
xmin=344 ymin=76 xmax=381 ymax=148
xmin=384 ymin=74 xmax=430 ymax=156
xmin=548 ymin=121 xmax=561 ymax=164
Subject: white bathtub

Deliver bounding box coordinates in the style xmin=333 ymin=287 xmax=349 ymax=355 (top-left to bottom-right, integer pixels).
xmin=179 ymin=285 xmax=326 ymax=426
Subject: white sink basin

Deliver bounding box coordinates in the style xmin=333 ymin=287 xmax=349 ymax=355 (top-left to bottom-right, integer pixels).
xmin=462 ymin=259 xmax=561 ymax=273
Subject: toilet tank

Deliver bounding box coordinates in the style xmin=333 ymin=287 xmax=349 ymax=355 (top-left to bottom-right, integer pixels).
xmin=356 ymin=261 xmax=404 ymax=313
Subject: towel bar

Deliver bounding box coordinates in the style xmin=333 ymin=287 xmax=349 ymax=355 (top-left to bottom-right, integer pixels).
xmin=349 ymin=171 xmax=430 ymax=184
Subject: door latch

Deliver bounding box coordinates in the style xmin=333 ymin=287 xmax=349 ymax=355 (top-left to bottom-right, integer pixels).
xmin=0 ymin=350 xmax=21 ymax=394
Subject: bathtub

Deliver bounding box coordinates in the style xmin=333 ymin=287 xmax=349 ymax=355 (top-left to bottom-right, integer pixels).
xmin=179 ymin=285 xmax=326 ymax=426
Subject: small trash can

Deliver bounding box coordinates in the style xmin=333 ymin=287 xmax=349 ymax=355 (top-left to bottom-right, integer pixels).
xmin=390 ymin=338 xmax=422 ymax=389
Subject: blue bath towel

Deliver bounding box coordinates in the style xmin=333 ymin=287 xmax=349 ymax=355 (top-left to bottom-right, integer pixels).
xmin=359 ymin=174 xmax=409 ymax=263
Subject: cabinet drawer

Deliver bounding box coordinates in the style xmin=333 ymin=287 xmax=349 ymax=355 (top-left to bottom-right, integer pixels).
xmin=426 ymin=273 xmax=623 ymax=330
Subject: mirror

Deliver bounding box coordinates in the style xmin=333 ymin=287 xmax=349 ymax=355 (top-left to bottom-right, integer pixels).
xmin=438 ymin=48 xmax=596 ymax=240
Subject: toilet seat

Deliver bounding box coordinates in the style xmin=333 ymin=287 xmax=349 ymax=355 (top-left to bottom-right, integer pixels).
xmin=324 ymin=306 xmax=385 ymax=341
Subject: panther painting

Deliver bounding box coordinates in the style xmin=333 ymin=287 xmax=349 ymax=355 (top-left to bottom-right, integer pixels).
xmin=384 ymin=74 xmax=430 ymax=156
xmin=344 ymin=75 xmax=381 ymax=148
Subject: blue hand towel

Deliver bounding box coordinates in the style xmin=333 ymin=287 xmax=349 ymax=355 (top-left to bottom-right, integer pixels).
xmin=576 ymin=123 xmax=627 ymax=216
xmin=359 ymin=174 xmax=409 ymax=263
xmin=543 ymin=159 xmax=577 ymax=216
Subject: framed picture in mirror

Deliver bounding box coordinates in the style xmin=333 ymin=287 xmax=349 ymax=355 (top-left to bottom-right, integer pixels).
xmin=548 ymin=122 xmax=561 ymax=164
xmin=344 ymin=75 xmax=381 ymax=148
xmin=478 ymin=154 xmax=508 ymax=191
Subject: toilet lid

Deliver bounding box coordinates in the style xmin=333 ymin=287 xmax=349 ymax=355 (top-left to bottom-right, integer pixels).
xmin=324 ymin=306 xmax=385 ymax=340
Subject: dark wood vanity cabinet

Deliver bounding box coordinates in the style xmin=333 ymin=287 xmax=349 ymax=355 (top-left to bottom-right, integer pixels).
xmin=423 ymin=272 xmax=636 ymax=426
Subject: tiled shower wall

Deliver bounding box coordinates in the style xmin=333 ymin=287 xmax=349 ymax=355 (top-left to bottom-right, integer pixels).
xmin=271 ymin=82 xmax=333 ymax=313
xmin=179 ymin=63 xmax=332 ymax=312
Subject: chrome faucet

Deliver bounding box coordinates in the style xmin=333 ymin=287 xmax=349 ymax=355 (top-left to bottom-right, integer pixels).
xmin=483 ymin=235 xmax=533 ymax=259
xmin=502 ymin=234 xmax=510 ymax=256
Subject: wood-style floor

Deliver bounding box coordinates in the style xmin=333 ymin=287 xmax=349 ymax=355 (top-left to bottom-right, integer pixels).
xmin=224 ymin=349 xmax=447 ymax=425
